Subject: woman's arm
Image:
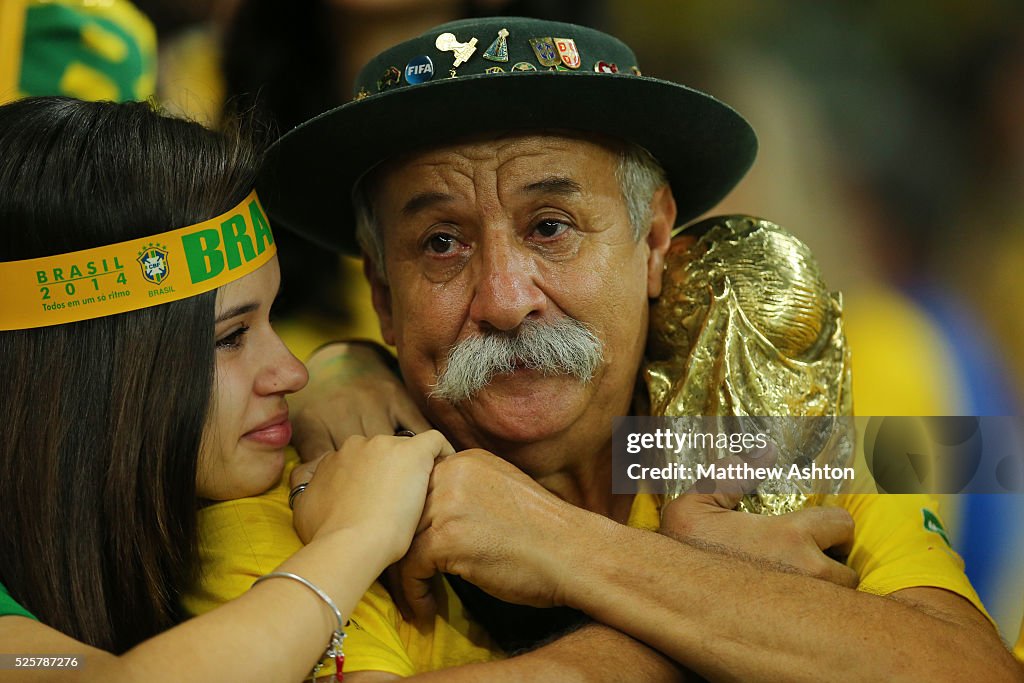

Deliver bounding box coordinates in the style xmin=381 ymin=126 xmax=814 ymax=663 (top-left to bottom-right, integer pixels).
xmin=0 ymin=431 xmax=453 ymax=683
xmin=0 ymin=529 xmax=386 ymax=682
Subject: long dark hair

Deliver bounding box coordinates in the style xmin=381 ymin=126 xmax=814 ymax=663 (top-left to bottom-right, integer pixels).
xmin=0 ymin=97 xmax=261 ymax=653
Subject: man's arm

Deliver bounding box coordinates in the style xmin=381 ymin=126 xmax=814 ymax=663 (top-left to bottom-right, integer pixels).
xmin=346 ymin=623 xmax=688 ymax=683
xmin=397 ymin=450 xmax=1019 ymax=682
xmin=289 ymin=342 xmax=431 ymax=461
xmin=562 ymin=516 xmax=1016 ymax=681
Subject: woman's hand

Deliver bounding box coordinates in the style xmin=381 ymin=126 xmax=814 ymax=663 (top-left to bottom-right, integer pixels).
xmin=290 ymin=431 xmax=454 ymax=565
xmin=288 ymin=341 xmax=432 ymax=462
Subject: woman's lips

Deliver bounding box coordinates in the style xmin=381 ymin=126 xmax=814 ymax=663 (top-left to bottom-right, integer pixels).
xmin=243 ymin=418 xmax=292 ymax=448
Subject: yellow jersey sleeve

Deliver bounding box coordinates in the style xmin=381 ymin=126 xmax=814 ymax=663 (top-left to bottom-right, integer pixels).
xmin=833 ymin=494 xmax=992 ymax=623
xmin=632 ymin=492 xmax=991 ymax=624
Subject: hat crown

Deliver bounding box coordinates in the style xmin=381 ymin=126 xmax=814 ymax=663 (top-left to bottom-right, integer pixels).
xmin=260 ymin=15 xmax=756 ymax=254
xmin=354 ymin=16 xmax=640 ymax=100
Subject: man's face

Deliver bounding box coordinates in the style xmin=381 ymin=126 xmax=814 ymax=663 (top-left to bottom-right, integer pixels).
xmin=366 ymin=133 xmax=673 ymax=466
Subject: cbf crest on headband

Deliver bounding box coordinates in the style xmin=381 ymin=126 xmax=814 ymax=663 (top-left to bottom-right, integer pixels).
xmin=0 ymin=191 xmax=275 ymax=330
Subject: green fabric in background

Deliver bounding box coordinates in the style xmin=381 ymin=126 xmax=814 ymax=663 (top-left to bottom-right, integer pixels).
xmin=19 ymin=0 xmax=155 ymax=101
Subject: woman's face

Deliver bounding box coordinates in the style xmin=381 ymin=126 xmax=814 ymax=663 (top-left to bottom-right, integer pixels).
xmin=196 ymin=256 xmax=309 ymax=500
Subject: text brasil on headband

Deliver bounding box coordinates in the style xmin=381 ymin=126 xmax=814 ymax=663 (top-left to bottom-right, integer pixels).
xmin=0 ymin=190 xmax=275 ymax=331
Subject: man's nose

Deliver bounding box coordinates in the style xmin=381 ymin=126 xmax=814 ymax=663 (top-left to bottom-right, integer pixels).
xmin=468 ymin=240 xmax=546 ymax=332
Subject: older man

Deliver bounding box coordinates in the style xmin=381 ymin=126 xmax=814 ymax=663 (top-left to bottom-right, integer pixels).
xmin=259 ymin=16 xmax=1016 ymax=682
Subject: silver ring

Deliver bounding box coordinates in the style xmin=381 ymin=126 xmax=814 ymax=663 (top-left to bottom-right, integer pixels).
xmin=394 ymin=429 xmax=416 ymax=438
xmin=288 ymin=482 xmax=309 ymax=510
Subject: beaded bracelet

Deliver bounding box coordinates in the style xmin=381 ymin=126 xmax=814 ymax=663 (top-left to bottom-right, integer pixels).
xmin=252 ymin=571 xmax=347 ymax=682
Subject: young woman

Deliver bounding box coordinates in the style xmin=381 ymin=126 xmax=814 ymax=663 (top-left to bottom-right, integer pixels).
xmin=0 ymin=96 xmax=452 ymax=682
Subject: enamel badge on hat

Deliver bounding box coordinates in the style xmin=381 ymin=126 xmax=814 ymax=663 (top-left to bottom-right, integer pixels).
xmin=483 ymin=28 xmax=510 ymax=62
xmin=554 ymin=38 xmax=580 ymax=69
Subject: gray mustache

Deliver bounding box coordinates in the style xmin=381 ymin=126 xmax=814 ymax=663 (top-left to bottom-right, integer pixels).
xmin=430 ymin=317 xmax=604 ymax=403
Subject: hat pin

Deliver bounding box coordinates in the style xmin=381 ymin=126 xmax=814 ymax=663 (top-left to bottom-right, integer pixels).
xmin=435 ymin=32 xmax=479 ymax=68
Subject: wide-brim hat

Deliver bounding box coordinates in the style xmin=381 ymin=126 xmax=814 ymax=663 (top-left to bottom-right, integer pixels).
xmin=258 ymin=16 xmax=757 ymax=254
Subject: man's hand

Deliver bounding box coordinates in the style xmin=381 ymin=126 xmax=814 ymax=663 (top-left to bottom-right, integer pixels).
xmin=395 ymin=449 xmax=587 ymax=622
xmin=289 ymin=341 xmax=432 ymax=461
xmin=660 ymin=490 xmax=858 ymax=588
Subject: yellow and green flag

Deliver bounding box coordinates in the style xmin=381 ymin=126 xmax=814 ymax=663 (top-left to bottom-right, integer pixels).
xmin=1 ymin=0 xmax=155 ymax=104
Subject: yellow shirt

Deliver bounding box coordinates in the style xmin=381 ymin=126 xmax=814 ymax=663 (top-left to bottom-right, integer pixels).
xmin=633 ymin=492 xmax=989 ymax=621
xmin=183 ymin=454 xmax=501 ymax=677
xmin=1015 ymin=617 xmax=1024 ymax=662
xmin=184 ymin=457 xmax=989 ymax=676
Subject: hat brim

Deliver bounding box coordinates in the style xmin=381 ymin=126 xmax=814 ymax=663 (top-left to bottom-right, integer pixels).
xmin=259 ymin=70 xmax=757 ymax=254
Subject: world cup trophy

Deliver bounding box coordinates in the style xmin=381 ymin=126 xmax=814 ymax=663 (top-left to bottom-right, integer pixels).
xmin=644 ymin=216 xmax=854 ymax=514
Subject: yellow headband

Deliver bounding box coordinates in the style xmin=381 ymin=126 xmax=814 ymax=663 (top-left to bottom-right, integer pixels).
xmin=0 ymin=190 xmax=276 ymax=331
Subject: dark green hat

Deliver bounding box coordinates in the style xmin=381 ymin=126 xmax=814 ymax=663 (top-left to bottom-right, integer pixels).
xmin=259 ymin=16 xmax=757 ymax=254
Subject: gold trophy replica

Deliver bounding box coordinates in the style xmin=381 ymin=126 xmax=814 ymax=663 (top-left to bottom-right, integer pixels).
xmin=645 ymin=216 xmax=854 ymax=514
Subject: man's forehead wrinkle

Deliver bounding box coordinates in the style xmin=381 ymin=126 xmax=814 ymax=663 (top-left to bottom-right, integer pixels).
xmin=385 ymin=136 xmax=595 ymax=221
xmin=401 ymin=157 xmax=476 ymax=180
xmin=493 ymin=136 xmax=575 ymax=164
xmin=377 ymin=130 xmax=614 ymax=180
xmin=389 ymin=157 xmax=474 ymax=212
xmin=386 ymin=134 xmax=585 ymax=184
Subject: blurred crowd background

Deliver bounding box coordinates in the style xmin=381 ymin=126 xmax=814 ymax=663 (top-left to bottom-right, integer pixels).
xmin=2 ymin=0 xmax=1022 ymax=645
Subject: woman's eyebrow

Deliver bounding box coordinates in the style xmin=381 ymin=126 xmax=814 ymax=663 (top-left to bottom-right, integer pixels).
xmin=215 ymin=302 xmax=258 ymax=323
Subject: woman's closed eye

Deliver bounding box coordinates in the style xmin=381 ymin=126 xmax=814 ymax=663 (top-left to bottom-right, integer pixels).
xmin=216 ymin=325 xmax=250 ymax=350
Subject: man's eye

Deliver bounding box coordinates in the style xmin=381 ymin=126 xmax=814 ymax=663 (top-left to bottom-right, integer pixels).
xmin=427 ymin=233 xmax=457 ymax=254
xmin=534 ymin=219 xmax=569 ymax=239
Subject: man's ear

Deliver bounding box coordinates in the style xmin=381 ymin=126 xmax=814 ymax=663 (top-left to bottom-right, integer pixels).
xmin=646 ymin=185 xmax=676 ymax=298
xmin=363 ymin=255 xmax=396 ymax=345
